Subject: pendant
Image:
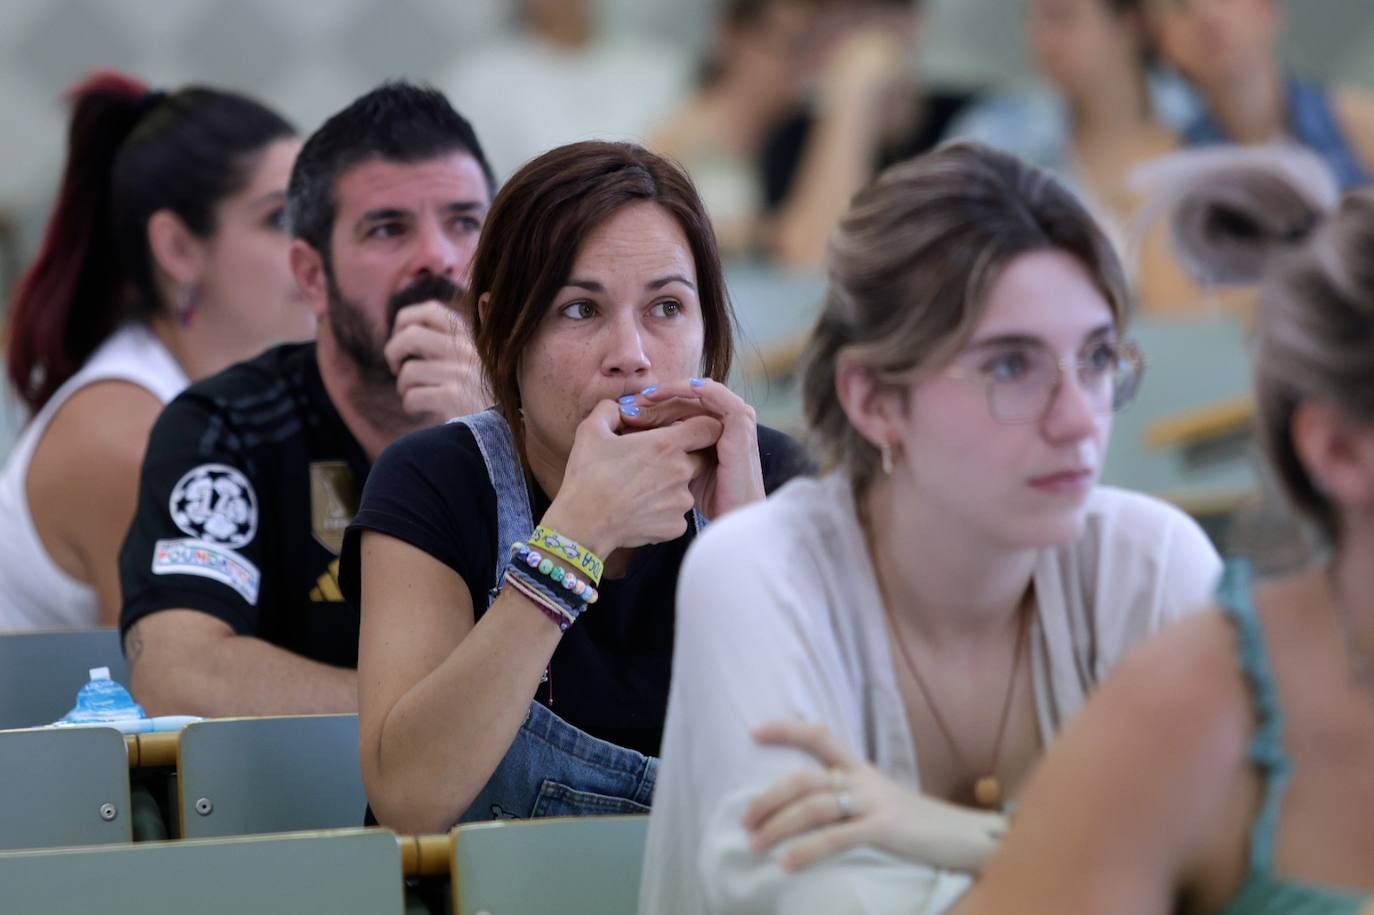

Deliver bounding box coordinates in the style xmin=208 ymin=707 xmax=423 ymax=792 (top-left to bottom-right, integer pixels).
xmin=974 ymin=775 xmax=1002 ymax=809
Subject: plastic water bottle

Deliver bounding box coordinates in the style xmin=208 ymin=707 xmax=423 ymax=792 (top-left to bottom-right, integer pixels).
xmin=54 ymin=666 xmax=147 ymax=730
xmin=49 ymin=668 xmax=201 ymax=733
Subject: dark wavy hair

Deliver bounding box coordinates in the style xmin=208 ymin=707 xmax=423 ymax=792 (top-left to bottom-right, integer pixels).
xmin=7 ymin=71 xmax=295 ymax=412
xmin=467 ymin=141 xmax=735 ymax=457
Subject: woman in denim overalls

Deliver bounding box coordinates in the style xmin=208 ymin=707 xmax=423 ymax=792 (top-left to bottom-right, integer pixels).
xmin=348 ymin=141 xmax=806 ymax=834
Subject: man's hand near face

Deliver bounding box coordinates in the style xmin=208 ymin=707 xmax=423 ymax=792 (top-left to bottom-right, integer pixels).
xmin=384 ymin=300 xmax=490 ymax=422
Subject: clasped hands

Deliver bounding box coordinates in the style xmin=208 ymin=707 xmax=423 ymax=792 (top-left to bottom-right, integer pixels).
xmin=544 ymin=378 xmax=764 ymax=558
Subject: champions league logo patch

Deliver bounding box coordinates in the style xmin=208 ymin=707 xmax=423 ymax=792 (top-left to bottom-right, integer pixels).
xmin=168 ymin=463 xmax=258 ymax=549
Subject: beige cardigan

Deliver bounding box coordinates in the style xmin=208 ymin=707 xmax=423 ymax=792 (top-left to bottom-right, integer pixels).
xmin=640 ymin=472 xmax=1223 ymax=915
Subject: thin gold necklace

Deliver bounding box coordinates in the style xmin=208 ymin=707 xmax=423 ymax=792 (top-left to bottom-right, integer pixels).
xmin=857 ymin=492 xmax=1031 ymax=809
xmin=882 ymin=586 xmax=1031 ymax=811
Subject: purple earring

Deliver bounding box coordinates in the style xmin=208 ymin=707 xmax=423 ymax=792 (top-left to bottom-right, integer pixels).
xmin=176 ymin=284 xmax=200 ymax=328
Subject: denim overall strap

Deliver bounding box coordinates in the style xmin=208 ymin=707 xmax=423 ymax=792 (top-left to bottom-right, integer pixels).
xmin=449 ymin=408 xmax=659 ymax=824
xmin=450 ymin=409 xmax=533 ymax=598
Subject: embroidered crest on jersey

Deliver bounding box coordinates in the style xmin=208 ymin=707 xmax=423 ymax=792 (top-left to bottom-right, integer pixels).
xmin=151 ymin=538 xmax=261 ymax=605
xmin=168 ymin=463 xmax=258 ymax=548
xmin=309 ymin=461 xmax=358 ymax=555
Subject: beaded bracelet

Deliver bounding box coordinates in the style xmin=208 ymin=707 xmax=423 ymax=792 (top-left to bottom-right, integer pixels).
xmin=530 ymin=526 xmax=604 ymax=587
xmin=511 ymin=542 xmax=600 ymax=605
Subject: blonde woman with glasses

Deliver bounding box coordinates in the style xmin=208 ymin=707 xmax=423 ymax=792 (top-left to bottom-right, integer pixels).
xmin=639 ymin=142 xmax=1221 ymax=914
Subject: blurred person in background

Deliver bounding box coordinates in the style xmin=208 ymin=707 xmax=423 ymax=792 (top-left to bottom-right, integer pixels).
xmin=947 ymin=0 xmax=1210 ymax=315
xmin=657 ymin=0 xmax=971 ymax=269
xmin=1150 ymin=0 xmax=1374 ymax=191
xmin=442 ymin=0 xmax=691 ymax=179
xmin=759 ymin=0 xmax=971 ymax=267
xmin=0 ymin=72 xmax=311 ymax=631
xmin=651 ymin=0 xmax=817 ymax=257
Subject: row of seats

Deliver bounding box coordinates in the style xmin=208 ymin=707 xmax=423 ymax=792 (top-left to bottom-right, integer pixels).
xmin=1 ymin=716 xmax=649 ymax=913
xmin=0 ymin=630 xmax=649 ymax=912
xmin=0 ymin=818 xmax=649 ymax=914
xmin=0 ymin=714 xmax=365 ymax=846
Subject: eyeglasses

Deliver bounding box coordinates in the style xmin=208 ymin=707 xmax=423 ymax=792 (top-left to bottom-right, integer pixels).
xmin=942 ymin=338 xmax=1145 ymax=425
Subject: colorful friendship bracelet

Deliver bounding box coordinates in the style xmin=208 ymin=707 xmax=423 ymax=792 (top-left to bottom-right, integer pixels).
xmin=506 ymin=573 xmax=571 ymax=629
xmin=530 ymin=526 xmax=604 ymax=587
xmin=511 ymin=542 xmax=600 ymax=605
xmin=507 ymin=561 xmax=581 ymax=615
xmin=504 ymin=567 xmax=577 ymax=631
xmin=504 ymin=540 xmax=601 ymax=633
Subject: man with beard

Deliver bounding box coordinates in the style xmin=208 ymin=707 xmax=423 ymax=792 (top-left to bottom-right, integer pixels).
xmin=117 ymin=82 xmax=495 ymax=716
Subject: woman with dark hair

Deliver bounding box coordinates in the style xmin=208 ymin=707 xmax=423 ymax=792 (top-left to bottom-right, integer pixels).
xmin=639 ymin=143 xmax=1221 ymax=914
xmin=342 ymin=141 xmax=809 ymax=833
xmin=954 ymin=156 xmax=1374 ymax=915
xmin=0 ymin=71 xmax=313 ymax=630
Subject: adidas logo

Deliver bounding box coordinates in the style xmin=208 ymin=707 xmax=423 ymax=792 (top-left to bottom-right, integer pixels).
xmin=310 ymin=558 xmax=343 ymax=602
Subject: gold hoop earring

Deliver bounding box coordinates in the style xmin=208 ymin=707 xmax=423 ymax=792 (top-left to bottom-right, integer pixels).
xmin=880 ymin=443 xmax=894 ymax=476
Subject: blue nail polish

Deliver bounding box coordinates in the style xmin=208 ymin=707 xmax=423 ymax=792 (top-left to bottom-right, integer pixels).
xmin=641 ymin=384 xmax=658 ymax=396
xmin=690 ymin=377 xmax=705 ymax=388
xmin=620 ymin=404 xmax=640 ymax=417
xmin=618 ymin=394 xmax=637 ymax=404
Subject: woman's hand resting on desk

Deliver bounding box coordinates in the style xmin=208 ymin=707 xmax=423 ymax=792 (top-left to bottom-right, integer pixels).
xmin=620 ymin=377 xmax=764 ymax=521
xmin=744 ymin=720 xmax=1008 ymax=874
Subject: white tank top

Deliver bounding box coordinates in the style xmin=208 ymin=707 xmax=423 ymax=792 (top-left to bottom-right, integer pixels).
xmin=0 ymin=323 xmax=188 ymax=630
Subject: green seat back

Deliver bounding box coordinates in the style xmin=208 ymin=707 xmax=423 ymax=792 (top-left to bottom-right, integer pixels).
xmin=177 ymin=714 xmax=366 ymax=838
xmin=452 ymin=815 xmax=647 ymax=915
xmin=0 ymin=827 xmax=404 ymax=915
xmin=0 ymin=629 xmax=129 ymax=729
xmin=1099 ymin=313 xmax=1257 ymax=502
xmin=0 ymin=726 xmax=132 ymax=849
